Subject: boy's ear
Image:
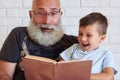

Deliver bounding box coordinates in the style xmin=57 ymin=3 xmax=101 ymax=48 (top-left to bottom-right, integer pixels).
xmin=100 ymin=34 xmax=106 ymax=42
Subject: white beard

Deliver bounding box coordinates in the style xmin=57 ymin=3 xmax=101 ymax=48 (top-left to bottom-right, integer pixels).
xmin=27 ymin=19 xmax=64 ymax=46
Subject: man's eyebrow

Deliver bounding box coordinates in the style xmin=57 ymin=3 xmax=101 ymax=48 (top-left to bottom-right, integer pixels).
xmin=37 ymin=8 xmax=60 ymax=11
xmin=51 ymin=8 xmax=60 ymax=10
xmin=37 ymin=8 xmax=44 ymax=10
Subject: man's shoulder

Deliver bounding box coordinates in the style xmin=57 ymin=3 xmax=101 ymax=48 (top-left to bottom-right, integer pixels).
xmin=11 ymin=27 xmax=28 ymax=35
xmin=8 ymin=27 xmax=29 ymax=41
xmin=58 ymin=34 xmax=78 ymax=46
xmin=12 ymin=27 xmax=27 ymax=32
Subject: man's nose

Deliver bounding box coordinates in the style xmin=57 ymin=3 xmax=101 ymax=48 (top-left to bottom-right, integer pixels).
xmin=43 ymin=15 xmax=51 ymax=24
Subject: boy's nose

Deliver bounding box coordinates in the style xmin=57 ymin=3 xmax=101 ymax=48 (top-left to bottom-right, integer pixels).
xmin=81 ymin=36 xmax=87 ymax=41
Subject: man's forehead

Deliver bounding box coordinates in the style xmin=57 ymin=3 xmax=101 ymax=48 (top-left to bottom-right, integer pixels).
xmin=32 ymin=0 xmax=61 ymax=10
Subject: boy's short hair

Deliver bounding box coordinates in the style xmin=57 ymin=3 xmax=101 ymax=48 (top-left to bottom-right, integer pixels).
xmin=79 ymin=12 xmax=108 ymax=35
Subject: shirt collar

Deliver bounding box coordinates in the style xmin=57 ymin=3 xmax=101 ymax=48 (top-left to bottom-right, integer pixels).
xmin=79 ymin=47 xmax=101 ymax=55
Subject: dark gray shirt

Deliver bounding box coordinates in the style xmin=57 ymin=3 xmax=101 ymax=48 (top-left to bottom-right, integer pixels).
xmin=0 ymin=27 xmax=78 ymax=80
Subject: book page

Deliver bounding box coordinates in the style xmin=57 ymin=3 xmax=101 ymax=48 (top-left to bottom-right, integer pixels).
xmin=23 ymin=57 xmax=55 ymax=80
xmin=56 ymin=60 xmax=92 ymax=80
xmin=57 ymin=59 xmax=91 ymax=64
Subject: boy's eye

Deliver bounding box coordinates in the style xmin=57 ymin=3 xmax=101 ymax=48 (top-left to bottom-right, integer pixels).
xmin=87 ymin=34 xmax=92 ymax=37
xmin=78 ymin=33 xmax=83 ymax=36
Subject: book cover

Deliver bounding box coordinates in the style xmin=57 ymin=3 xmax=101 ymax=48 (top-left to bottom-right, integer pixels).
xmin=22 ymin=55 xmax=92 ymax=80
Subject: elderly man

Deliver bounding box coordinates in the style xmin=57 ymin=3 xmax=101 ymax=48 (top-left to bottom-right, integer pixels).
xmin=0 ymin=0 xmax=78 ymax=80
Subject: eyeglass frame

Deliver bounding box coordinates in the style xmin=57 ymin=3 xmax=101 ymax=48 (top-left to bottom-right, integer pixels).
xmin=32 ymin=9 xmax=62 ymax=18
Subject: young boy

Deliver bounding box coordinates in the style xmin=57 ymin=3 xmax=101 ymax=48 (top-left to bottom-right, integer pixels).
xmin=60 ymin=12 xmax=117 ymax=80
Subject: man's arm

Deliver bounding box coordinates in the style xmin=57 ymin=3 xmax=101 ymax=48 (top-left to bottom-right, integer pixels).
xmin=90 ymin=67 xmax=114 ymax=80
xmin=0 ymin=60 xmax=17 ymax=80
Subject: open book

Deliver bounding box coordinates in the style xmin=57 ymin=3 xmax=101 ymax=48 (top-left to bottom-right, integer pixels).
xmin=22 ymin=55 xmax=92 ymax=80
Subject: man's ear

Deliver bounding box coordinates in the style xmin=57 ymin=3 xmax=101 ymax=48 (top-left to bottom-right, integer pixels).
xmin=29 ymin=11 xmax=32 ymax=19
xmin=61 ymin=11 xmax=63 ymax=16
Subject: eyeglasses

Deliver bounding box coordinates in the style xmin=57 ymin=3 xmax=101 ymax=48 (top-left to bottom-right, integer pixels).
xmin=32 ymin=9 xmax=61 ymax=17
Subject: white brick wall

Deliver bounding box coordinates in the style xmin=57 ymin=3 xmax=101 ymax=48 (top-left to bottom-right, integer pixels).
xmin=2 ymin=0 xmax=22 ymax=8
xmin=0 ymin=0 xmax=120 ymax=79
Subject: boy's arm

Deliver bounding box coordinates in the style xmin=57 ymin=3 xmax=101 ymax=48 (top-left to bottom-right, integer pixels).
xmin=90 ymin=67 xmax=114 ymax=80
xmin=0 ymin=60 xmax=17 ymax=80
